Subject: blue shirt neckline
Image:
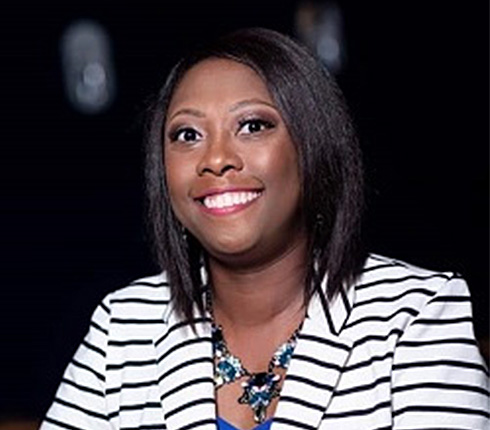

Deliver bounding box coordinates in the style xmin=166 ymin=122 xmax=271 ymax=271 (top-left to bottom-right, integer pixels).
xmin=216 ymin=417 xmax=273 ymax=430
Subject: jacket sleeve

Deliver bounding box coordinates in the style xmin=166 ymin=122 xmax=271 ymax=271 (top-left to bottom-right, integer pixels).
xmin=392 ymin=276 xmax=489 ymax=429
xmin=40 ymin=296 xmax=112 ymax=430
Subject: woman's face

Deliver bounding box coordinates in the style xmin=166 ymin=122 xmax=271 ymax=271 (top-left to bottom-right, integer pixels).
xmin=164 ymin=58 xmax=305 ymax=267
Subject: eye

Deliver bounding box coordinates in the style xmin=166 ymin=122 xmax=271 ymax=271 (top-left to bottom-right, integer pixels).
xmin=238 ymin=118 xmax=275 ymax=135
xmin=169 ymin=127 xmax=202 ymax=143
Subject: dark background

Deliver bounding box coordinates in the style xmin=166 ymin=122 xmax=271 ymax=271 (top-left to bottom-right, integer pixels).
xmin=0 ymin=1 xmax=488 ymax=422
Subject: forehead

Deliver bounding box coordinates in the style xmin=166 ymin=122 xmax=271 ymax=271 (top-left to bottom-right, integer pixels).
xmin=167 ymin=58 xmax=273 ymax=112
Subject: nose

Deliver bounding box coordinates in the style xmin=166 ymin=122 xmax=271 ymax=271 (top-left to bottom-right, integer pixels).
xmin=196 ymin=133 xmax=244 ymax=176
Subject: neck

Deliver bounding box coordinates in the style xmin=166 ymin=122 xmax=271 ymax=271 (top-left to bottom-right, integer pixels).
xmin=208 ymin=236 xmax=308 ymax=329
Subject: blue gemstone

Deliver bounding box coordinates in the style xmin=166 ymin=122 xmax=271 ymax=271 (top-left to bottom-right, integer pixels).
xmin=276 ymin=344 xmax=294 ymax=367
xmin=249 ymin=390 xmax=271 ymax=407
xmin=218 ymin=360 xmax=238 ymax=381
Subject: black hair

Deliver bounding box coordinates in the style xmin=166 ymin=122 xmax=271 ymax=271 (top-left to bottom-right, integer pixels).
xmin=145 ymin=27 xmax=366 ymax=322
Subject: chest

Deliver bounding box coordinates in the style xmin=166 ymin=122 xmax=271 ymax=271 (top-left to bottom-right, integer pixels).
xmin=104 ymin=321 xmax=396 ymax=430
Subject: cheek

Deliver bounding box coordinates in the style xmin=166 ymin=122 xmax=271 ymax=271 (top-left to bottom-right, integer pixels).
xmin=164 ymin=153 xmax=189 ymax=217
xmin=259 ymin=141 xmax=300 ymax=187
xmin=269 ymin=143 xmax=302 ymax=211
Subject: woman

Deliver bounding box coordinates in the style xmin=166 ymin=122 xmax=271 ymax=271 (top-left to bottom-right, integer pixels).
xmin=41 ymin=28 xmax=489 ymax=430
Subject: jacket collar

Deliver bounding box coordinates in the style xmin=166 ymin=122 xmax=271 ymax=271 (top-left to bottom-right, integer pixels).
xmin=308 ymin=277 xmax=356 ymax=336
xmin=155 ymin=280 xmax=355 ymax=430
xmin=272 ymin=281 xmax=355 ymax=429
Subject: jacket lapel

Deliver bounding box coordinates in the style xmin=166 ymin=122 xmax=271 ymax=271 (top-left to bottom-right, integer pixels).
xmin=154 ymin=304 xmax=217 ymax=430
xmin=273 ymin=284 xmax=355 ymax=430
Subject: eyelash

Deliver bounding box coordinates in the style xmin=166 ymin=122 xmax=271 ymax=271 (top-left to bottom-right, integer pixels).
xmin=237 ymin=118 xmax=275 ymax=135
xmin=168 ymin=117 xmax=276 ymax=143
xmin=169 ymin=127 xmax=202 ymax=143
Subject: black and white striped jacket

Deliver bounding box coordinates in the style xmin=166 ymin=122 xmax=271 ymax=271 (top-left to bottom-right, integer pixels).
xmin=41 ymin=255 xmax=489 ymax=430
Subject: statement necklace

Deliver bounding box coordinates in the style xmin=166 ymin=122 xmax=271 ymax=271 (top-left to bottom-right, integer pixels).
xmin=211 ymin=318 xmax=300 ymax=423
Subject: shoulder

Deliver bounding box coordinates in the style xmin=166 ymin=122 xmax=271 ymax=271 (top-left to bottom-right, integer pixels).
xmin=106 ymin=273 xmax=171 ymax=307
xmin=357 ymin=253 xmax=464 ymax=296
xmin=40 ymin=275 xmax=172 ymax=429
xmin=345 ymin=254 xmax=470 ymax=333
xmin=92 ymin=273 xmax=172 ymax=337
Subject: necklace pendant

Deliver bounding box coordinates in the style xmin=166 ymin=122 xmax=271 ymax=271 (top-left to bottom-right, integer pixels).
xmin=209 ymin=306 xmax=300 ymax=423
xmin=238 ymin=372 xmax=281 ymax=423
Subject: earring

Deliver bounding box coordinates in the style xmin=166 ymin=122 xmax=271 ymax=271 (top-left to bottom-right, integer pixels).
xmin=199 ymin=252 xmax=208 ymax=288
xmin=180 ymin=224 xmax=188 ymax=242
xmin=315 ymin=213 xmax=325 ymax=229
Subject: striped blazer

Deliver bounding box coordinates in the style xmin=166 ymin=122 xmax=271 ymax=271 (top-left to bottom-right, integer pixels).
xmin=41 ymin=254 xmax=489 ymax=430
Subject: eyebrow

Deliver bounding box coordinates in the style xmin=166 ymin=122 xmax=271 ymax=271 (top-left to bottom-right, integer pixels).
xmin=168 ymin=98 xmax=278 ymax=121
xmin=168 ymin=108 xmax=205 ymax=121
xmin=228 ymin=98 xmax=278 ymax=112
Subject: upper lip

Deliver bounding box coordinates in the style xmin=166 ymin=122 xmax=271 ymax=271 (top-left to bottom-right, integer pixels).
xmin=192 ymin=186 xmax=264 ymax=201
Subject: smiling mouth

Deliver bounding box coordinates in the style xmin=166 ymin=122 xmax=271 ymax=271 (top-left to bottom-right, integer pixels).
xmin=198 ymin=190 xmax=262 ymax=211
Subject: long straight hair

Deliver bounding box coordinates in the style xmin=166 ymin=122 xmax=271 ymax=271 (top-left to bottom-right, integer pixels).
xmin=145 ymin=28 xmax=366 ymax=322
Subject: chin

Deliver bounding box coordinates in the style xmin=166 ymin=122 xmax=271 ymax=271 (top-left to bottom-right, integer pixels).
xmin=202 ymin=234 xmax=259 ymax=262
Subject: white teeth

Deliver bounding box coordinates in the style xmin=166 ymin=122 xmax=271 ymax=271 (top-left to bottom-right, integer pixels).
xmin=203 ymin=191 xmax=261 ymax=209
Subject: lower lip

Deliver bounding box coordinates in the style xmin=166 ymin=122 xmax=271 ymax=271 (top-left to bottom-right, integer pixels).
xmin=197 ymin=196 xmax=260 ymax=216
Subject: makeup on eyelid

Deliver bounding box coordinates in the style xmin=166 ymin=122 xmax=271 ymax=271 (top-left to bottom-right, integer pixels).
xmin=167 ymin=115 xmax=277 ymax=144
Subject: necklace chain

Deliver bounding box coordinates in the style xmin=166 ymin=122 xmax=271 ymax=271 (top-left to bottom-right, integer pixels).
xmin=207 ymin=290 xmax=300 ymax=423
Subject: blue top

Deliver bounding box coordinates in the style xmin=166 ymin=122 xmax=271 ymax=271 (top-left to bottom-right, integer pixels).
xmin=217 ymin=417 xmax=273 ymax=430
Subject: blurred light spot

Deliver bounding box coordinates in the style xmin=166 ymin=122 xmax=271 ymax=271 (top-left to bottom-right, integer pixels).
xmin=60 ymin=20 xmax=116 ymax=114
xmin=295 ymin=1 xmax=346 ymax=74
xmin=83 ymin=62 xmax=106 ymax=87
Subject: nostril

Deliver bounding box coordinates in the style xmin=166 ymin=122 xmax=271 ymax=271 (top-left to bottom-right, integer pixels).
xmin=195 ymin=136 xmax=244 ymax=176
xmin=197 ymin=155 xmax=243 ymax=177
xmin=219 ymin=164 xmax=238 ymax=175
